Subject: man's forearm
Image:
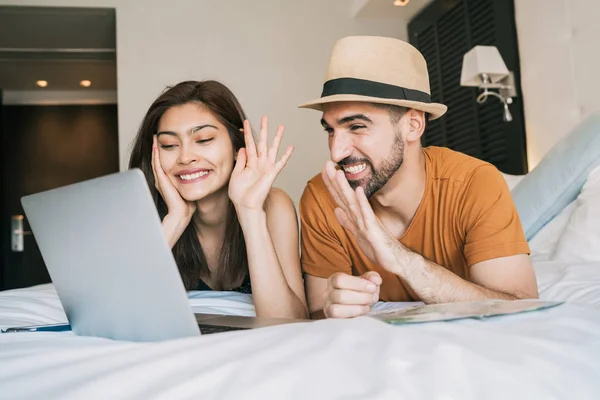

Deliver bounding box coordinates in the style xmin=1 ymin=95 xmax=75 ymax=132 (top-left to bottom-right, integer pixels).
xmin=384 ymin=243 xmax=519 ymax=304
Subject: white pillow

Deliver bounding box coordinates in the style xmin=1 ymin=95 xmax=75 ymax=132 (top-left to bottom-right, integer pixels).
xmin=502 ymin=171 xmax=576 ymax=262
xmin=552 ymin=165 xmax=600 ymax=261
xmin=528 ymin=200 xmax=577 ymax=262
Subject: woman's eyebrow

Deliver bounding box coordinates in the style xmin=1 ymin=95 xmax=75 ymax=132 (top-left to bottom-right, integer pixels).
xmin=156 ymin=130 xmax=176 ymax=138
xmin=157 ymin=124 xmax=218 ymax=137
xmin=190 ymin=124 xmax=218 ymax=133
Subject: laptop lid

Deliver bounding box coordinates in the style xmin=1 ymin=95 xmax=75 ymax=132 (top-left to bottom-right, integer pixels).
xmin=21 ymin=169 xmax=201 ymax=341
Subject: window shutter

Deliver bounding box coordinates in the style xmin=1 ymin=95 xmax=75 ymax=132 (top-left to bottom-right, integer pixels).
xmin=409 ymin=0 xmax=528 ymax=174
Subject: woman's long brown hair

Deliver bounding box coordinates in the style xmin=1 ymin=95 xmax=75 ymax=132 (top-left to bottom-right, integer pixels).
xmin=128 ymin=80 xmax=248 ymax=290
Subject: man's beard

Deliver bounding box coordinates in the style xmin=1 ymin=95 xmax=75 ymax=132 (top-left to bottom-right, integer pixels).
xmin=338 ymin=132 xmax=405 ymax=198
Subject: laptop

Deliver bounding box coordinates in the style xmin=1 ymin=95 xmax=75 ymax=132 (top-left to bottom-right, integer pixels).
xmin=17 ymin=169 xmax=306 ymax=341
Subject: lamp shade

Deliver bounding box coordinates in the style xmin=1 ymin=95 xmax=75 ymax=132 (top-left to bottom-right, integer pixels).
xmin=460 ymin=45 xmax=509 ymax=87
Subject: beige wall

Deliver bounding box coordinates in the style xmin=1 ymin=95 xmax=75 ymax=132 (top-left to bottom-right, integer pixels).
xmin=8 ymin=1 xmax=599 ymax=197
xmin=515 ymin=0 xmax=600 ymax=170
xmin=1 ymin=0 xmax=408 ymax=204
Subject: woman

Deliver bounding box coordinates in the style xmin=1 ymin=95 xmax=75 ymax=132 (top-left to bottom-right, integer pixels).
xmin=128 ymin=80 xmax=307 ymax=319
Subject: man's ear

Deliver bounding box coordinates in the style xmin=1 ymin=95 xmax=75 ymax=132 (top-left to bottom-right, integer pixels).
xmin=405 ymin=109 xmax=426 ymax=143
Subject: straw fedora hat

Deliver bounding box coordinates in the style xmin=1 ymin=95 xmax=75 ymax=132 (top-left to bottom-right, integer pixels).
xmin=298 ymin=36 xmax=447 ymax=120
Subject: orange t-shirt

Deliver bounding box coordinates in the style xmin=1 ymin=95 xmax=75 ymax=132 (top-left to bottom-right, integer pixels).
xmin=299 ymin=146 xmax=530 ymax=302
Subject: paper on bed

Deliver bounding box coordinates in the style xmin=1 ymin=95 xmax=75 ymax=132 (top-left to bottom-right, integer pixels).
xmin=369 ymin=299 xmax=563 ymax=324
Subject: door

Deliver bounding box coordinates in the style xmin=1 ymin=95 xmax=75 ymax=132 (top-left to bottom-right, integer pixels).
xmin=1 ymin=104 xmax=119 ymax=290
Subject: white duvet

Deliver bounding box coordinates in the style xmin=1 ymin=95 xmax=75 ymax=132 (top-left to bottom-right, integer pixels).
xmin=1 ymin=260 xmax=600 ymax=400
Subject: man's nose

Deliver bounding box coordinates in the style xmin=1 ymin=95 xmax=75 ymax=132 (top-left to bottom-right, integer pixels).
xmin=329 ymin=132 xmax=353 ymax=163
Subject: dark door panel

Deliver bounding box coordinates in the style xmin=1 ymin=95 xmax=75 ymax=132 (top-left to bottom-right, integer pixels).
xmin=1 ymin=104 xmax=119 ymax=290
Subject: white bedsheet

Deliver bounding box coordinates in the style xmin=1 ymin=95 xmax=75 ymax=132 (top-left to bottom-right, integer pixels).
xmin=536 ymin=261 xmax=600 ymax=305
xmin=1 ymin=261 xmax=600 ymax=399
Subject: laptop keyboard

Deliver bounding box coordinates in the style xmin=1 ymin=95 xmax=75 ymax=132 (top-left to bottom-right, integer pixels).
xmin=198 ymin=324 xmax=250 ymax=335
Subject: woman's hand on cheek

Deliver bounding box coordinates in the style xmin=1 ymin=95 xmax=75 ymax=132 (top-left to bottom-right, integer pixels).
xmin=228 ymin=116 xmax=293 ymax=214
xmin=152 ymin=135 xmax=196 ymax=221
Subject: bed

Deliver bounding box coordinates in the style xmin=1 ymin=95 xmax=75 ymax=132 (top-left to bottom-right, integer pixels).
xmin=1 ymin=260 xmax=600 ymax=399
xmin=2 ymin=216 xmax=600 ymax=399
xmin=2 ymin=147 xmax=600 ymax=399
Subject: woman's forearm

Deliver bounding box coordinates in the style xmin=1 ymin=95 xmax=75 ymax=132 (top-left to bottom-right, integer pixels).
xmin=161 ymin=214 xmax=190 ymax=249
xmin=237 ymin=210 xmax=308 ymax=319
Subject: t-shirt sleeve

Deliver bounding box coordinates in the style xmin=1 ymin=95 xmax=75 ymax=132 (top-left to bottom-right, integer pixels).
xmin=462 ymin=165 xmax=530 ymax=266
xmin=299 ymin=182 xmax=352 ymax=278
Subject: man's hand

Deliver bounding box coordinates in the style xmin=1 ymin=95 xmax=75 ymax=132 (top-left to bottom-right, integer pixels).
xmin=321 ymin=161 xmax=398 ymax=271
xmin=323 ymin=271 xmax=382 ymax=318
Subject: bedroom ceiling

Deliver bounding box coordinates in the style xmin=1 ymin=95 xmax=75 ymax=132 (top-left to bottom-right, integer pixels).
xmin=0 ymin=2 xmax=433 ymax=93
xmin=0 ymin=6 xmax=116 ymax=92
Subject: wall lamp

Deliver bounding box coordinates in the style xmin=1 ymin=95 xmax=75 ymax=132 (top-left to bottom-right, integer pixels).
xmin=460 ymin=45 xmax=517 ymax=122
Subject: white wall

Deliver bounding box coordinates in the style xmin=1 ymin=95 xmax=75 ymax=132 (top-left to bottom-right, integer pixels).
xmin=0 ymin=0 xmax=408 ymax=204
xmin=514 ymin=0 xmax=600 ymax=170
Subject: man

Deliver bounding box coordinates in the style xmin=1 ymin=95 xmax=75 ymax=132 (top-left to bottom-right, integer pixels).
xmin=297 ymin=36 xmax=538 ymax=319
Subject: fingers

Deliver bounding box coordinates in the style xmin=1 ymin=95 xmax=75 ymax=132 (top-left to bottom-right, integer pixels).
xmin=232 ymin=148 xmax=247 ymax=177
xmin=153 ymin=140 xmax=166 ymax=178
xmin=330 ymin=288 xmax=378 ymax=306
xmin=242 ymin=117 xmax=291 ymax=172
xmin=329 ymin=272 xmax=378 ymax=293
xmin=322 ymin=161 xmax=366 ymax=233
xmin=355 ymin=186 xmax=377 ymax=228
xmin=274 ymin=145 xmax=294 ymax=174
xmin=361 ymin=271 xmax=383 ymax=286
xmin=324 ymin=273 xmax=382 ymax=318
xmin=152 ymin=136 xmax=161 ymax=190
xmin=335 ymin=169 xmax=364 ymax=230
xmin=152 ymin=135 xmax=156 ymax=169
xmin=257 ymin=115 xmax=268 ymax=157
xmin=326 ymin=162 xmax=347 ymax=206
xmin=333 ymin=207 xmax=356 ymax=236
xmin=324 ymin=304 xmax=371 ymax=319
xmin=268 ymin=124 xmax=285 ymax=164
xmin=242 ymin=120 xmax=257 ymax=168
xmin=321 ymin=162 xmax=346 ymax=211
xmin=327 ymin=163 xmax=354 ymax=218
